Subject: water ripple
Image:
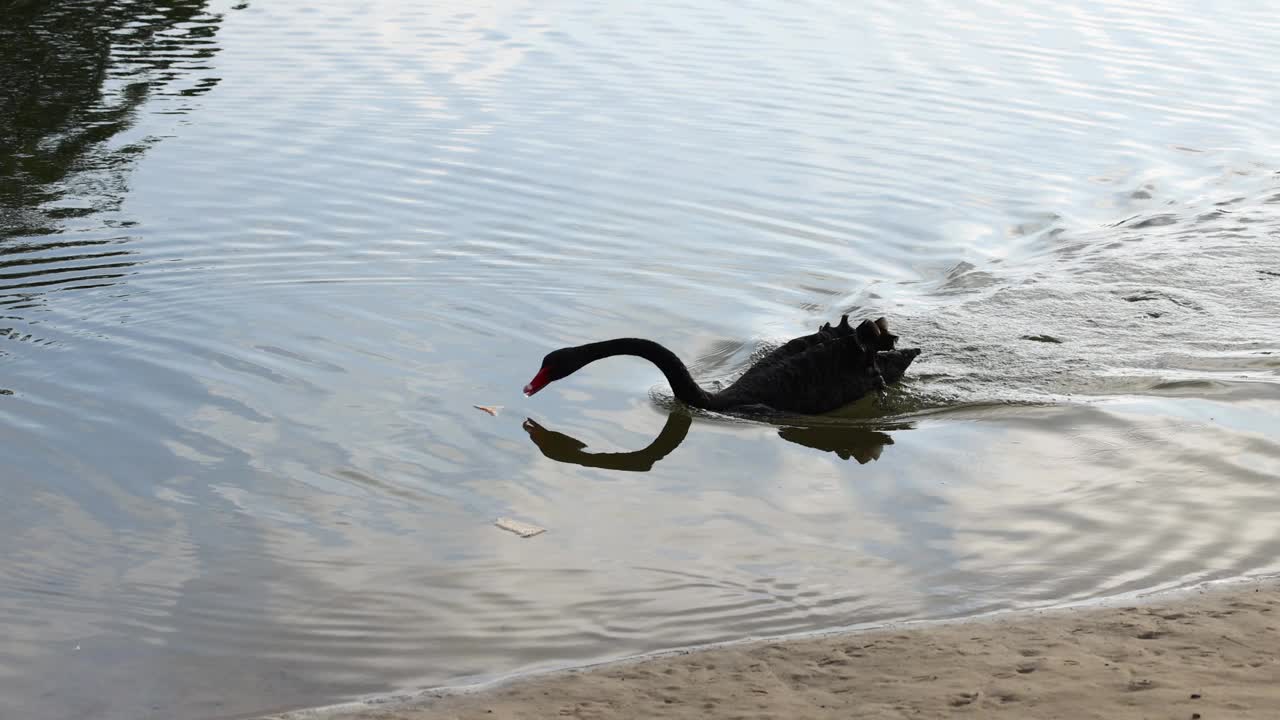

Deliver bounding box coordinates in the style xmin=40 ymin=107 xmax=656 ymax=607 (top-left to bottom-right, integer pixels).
xmin=2 ymin=0 xmax=1280 ymax=718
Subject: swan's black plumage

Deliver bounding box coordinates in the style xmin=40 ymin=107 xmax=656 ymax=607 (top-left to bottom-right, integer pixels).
xmin=524 ymin=316 xmax=921 ymax=415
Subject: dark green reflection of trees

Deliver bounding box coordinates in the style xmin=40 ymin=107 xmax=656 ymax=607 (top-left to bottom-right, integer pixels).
xmin=1 ymin=0 xmax=223 ymax=251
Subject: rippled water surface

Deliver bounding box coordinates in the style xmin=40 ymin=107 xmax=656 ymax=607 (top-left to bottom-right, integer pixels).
xmin=3 ymin=1 xmax=1280 ymax=718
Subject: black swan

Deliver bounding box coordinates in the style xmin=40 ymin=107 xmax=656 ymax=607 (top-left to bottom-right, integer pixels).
xmin=523 ymin=315 xmax=921 ymax=415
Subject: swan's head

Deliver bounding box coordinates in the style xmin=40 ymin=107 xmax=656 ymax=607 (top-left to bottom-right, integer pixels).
xmin=523 ymin=347 xmax=583 ymax=396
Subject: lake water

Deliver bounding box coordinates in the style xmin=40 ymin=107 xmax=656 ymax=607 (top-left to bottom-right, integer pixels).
xmin=3 ymin=1 xmax=1280 ymax=718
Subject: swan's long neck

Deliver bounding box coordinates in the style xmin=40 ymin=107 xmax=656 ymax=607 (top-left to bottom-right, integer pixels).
xmin=575 ymin=338 xmax=712 ymax=408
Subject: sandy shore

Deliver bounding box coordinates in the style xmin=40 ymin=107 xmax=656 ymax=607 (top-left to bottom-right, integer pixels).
xmin=276 ymin=578 xmax=1280 ymax=720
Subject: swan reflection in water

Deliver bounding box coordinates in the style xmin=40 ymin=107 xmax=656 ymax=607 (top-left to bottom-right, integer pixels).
xmin=523 ymin=410 xmax=909 ymax=472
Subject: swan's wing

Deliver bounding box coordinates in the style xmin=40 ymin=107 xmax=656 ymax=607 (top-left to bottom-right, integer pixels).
xmin=761 ymin=334 xmax=884 ymax=412
xmin=736 ymin=315 xmax=892 ymax=387
xmin=723 ymin=333 xmax=919 ymax=415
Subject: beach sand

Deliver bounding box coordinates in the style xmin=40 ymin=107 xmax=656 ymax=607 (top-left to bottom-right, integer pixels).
xmin=279 ymin=578 xmax=1280 ymax=720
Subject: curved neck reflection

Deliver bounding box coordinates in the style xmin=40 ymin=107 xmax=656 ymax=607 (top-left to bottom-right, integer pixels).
xmin=523 ymin=411 xmax=692 ymax=472
xmin=525 ymin=410 xmax=908 ymax=471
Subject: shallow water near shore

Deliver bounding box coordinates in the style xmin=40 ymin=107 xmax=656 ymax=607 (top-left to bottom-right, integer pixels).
xmin=3 ymin=1 xmax=1280 ymax=718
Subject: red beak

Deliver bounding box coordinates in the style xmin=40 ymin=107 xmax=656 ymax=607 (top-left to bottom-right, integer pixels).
xmin=523 ymin=367 xmax=551 ymax=396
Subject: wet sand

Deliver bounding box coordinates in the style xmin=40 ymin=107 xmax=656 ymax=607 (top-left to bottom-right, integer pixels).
xmin=275 ymin=577 xmax=1280 ymax=720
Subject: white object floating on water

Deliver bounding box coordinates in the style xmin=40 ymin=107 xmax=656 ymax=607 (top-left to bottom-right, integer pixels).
xmin=494 ymin=517 xmax=545 ymax=538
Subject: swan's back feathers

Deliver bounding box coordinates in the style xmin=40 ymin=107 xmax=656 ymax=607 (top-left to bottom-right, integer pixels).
xmin=756 ymin=315 xmax=896 ymax=361
xmin=712 ymin=315 xmax=918 ymax=415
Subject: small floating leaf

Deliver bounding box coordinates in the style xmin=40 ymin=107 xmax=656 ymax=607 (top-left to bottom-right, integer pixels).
xmin=494 ymin=517 xmax=545 ymax=538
